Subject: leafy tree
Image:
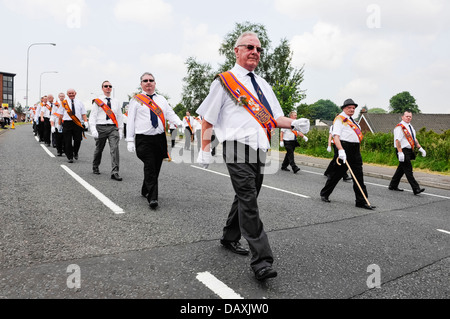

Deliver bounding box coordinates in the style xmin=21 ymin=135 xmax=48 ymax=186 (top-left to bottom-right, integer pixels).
xmin=368 ymin=108 xmax=387 ymax=114
xmin=181 ymin=57 xmax=215 ymax=115
xmin=308 ymin=99 xmax=340 ymax=121
xmin=389 ymin=91 xmax=421 ymax=114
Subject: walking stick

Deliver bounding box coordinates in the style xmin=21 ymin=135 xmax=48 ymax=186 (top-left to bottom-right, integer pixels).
xmin=336 ymin=157 xmax=373 ymax=208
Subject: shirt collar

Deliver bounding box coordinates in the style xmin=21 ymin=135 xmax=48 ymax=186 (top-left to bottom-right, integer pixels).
xmin=232 ymin=64 xmax=257 ymax=78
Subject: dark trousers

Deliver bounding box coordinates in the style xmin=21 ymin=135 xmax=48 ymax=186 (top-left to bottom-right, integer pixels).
xmin=38 ymin=120 xmax=44 ymax=141
xmin=320 ymin=141 xmax=368 ymax=205
xmin=63 ymin=121 xmax=83 ymax=160
xmin=136 ymin=133 xmax=167 ymax=202
xmin=222 ymin=141 xmax=274 ymax=273
xmin=281 ymin=140 xmax=299 ymax=170
xmin=93 ymin=125 xmax=120 ymax=174
xmin=389 ymin=148 xmax=420 ymax=191
xmin=170 ymin=129 xmax=176 ymax=148
xmin=43 ymin=118 xmax=51 ymax=145
xmin=55 ymin=130 xmax=64 ymax=155
xmin=324 ymin=144 xmax=349 ymax=177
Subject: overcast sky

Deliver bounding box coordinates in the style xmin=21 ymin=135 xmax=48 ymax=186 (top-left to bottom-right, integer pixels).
xmin=1 ymin=0 xmax=449 ymax=115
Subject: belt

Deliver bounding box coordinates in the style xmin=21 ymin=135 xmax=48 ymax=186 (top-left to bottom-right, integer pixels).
xmin=97 ymin=124 xmax=116 ymax=127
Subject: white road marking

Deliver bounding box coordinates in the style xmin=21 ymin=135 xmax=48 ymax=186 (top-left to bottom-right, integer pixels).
xmin=192 ymin=165 xmax=310 ymax=198
xmin=437 ymin=229 xmax=450 ymax=235
xmin=61 ymin=165 xmax=125 ymax=214
xmin=196 ymin=272 xmax=244 ymax=299
xmin=41 ymin=144 xmax=56 ymax=158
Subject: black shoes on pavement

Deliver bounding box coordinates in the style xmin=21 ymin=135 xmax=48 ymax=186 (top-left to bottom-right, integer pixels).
xmin=414 ymin=188 xmax=425 ymax=195
xmin=220 ymin=240 xmax=249 ymax=255
xmin=255 ymin=266 xmax=278 ymax=281
xmin=111 ymin=173 xmax=122 ymax=181
xmin=388 ymin=186 xmax=404 ymax=191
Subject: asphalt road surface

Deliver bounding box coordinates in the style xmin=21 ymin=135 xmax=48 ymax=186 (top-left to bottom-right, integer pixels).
xmin=1 ymin=125 xmax=449 ymax=304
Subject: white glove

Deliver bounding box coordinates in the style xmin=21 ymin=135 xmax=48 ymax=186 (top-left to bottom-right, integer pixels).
xmin=303 ymin=136 xmax=308 ymax=142
xmin=338 ymin=149 xmax=347 ymax=164
xmin=398 ymin=152 xmax=405 ymax=162
xmin=51 ymin=126 xmax=56 ymax=133
xmin=91 ymin=130 xmax=99 ymax=139
xmin=419 ymin=147 xmax=426 ymax=157
xmin=119 ymin=129 xmax=123 ymax=140
xmin=280 ymin=141 xmax=284 ymax=148
xmin=291 ymin=118 xmax=310 ymax=134
xmin=83 ymin=122 xmax=89 ymax=130
xmin=127 ymin=142 xmax=136 ymax=153
xmin=327 ymin=146 xmax=332 ymax=153
xmin=197 ymin=150 xmax=212 ymax=169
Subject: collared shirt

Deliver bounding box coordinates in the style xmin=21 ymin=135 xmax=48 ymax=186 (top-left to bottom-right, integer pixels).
xmin=126 ymin=93 xmax=182 ymax=142
xmin=41 ymin=102 xmax=52 ymax=118
xmin=50 ymin=103 xmax=63 ymax=128
xmin=183 ymin=116 xmax=194 ymax=129
xmin=394 ymin=120 xmax=417 ymax=149
xmin=196 ymin=64 xmax=284 ymax=151
xmin=89 ymin=95 xmax=124 ymax=129
xmin=281 ymin=128 xmax=298 ymax=141
xmin=62 ymin=99 xmax=87 ymax=121
xmin=332 ymin=112 xmax=361 ymax=143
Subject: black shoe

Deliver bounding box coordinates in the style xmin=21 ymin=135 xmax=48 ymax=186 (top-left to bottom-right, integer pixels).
xmin=293 ymin=167 xmax=301 ymax=174
xmin=281 ymin=167 xmax=290 ymax=172
xmin=149 ymin=200 xmax=158 ymax=209
xmin=74 ymin=154 xmax=78 ymax=160
xmin=321 ymin=196 xmax=330 ymax=203
xmin=388 ymin=186 xmax=404 ymax=191
xmin=68 ymin=159 xmax=74 ymax=163
xmin=414 ymin=188 xmax=425 ymax=195
xmin=220 ymin=240 xmax=249 ymax=255
xmin=255 ymin=266 xmax=278 ymax=281
xmin=111 ymin=173 xmax=123 ymax=181
xmin=57 ymin=153 xmax=63 ymax=157
xmin=343 ymin=175 xmax=352 ymax=181
xmin=93 ymin=168 xmax=100 ymax=175
xmin=356 ymin=203 xmax=376 ymax=210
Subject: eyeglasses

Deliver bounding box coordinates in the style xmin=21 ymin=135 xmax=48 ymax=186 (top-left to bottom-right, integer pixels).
xmin=103 ymin=85 xmax=113 ymax=88
xmin=237 ymin=44 xmax=263 ymax=53
xmin=142 ymin=79 xmax=155 ymax=83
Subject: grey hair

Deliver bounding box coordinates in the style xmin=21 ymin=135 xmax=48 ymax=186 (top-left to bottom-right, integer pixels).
xmin=140 ymin=72 xmax=155 ymax=82
xmin=234 ymin=31 xmax=259 ymax=48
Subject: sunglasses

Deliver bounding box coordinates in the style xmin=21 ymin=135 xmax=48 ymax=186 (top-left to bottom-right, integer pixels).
xmin=103 ymin=85 xmax=113 ymax=88
xmin=142 ymin=79 xmax=155 ymax=83
xmin=237 ymin=44 xmax=263 ymax=53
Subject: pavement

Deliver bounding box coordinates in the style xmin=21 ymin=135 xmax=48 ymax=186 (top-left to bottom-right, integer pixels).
xmin=2 ymin=123 xmax=449 ymax=191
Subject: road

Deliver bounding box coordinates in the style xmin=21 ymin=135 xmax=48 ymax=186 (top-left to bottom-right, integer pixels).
xmin=1 ymin=124 xmax=449 ymax=304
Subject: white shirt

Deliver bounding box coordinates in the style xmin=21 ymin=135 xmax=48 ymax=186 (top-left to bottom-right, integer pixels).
xmin=89 ymin=95 xmax=124 ymax=129
xmin=183 ymin=116 xmax=194 ymax=129
xmin=126 ymin=93 xmax=182 ymax=142
xmin=50 ymin=103 xmax=63 ymax=129
xmin=281 ymin=128 xmax=299 ymax=141
xmin=41 ymin=102 xmax=52 ymax=119
xmin=332 ymin=112 xmax=361 ymax=143
xmin=62 ymin=99 xmax=87 ymax=122
xmin=394 ymin=120 xmax=416 ymax=149
xmin=34 ymin=104 xmax=42 ymax=122
xmin=197 ymin=64 xmax=284 ymax=151
xmin=193 ymin=119 xmax=202 ymax=132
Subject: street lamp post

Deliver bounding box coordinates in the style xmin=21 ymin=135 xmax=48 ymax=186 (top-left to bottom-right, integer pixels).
xmin=25 ymin=43 xmax=56 ymax=107
xmin=39 ymin=71 xmax=58 ymax=98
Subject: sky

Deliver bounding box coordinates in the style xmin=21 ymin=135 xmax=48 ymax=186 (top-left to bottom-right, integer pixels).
xmin=1 ymin=0 xmax=449 ymax=116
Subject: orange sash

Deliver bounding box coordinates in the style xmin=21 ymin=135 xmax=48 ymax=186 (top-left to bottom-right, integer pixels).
xmin=93 ymin=98 xmax=119 ymax=128
xmin=396 ymin=124 xmax=415 ymax=149
xmin=335 ymin=115 xmax=364 ymax=142
xmin=134 ymin=94 xmax=166 ymax=127
xmin=61 ymin=100 xmax=86 ymax=138
xmin=184 ymin=116 xmax=193 ymax=133
xmin=217 ymin=71 xmax=277 ymax=142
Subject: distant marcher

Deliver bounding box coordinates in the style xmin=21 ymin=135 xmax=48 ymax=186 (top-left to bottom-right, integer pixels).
xmin=40 ymin=95 xmax=53 ymax=146
xmin=89 ymin=81 xmax=124 ymax=180
xmin=388 ymin=110 xmax=426 ymax=195
xmin=320 ymin=99 xmax=375 ymax=210
xmin=183 ymin=111 xmax=194 ymax=150
xmin=51 ymin=94 xmax=65 ymax=156
xmin=280 ymin=110 xmax=308 ymax=174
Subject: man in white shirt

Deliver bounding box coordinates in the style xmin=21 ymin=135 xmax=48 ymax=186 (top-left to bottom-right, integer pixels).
xmin=183 ymin=111 xmax=194 ymax=150
xmin=196 ymin=31 xmax=309 ymax=281
xmin=388 ymin=110 xmax=426 ymax=195
xmin=280 ymin=110 xmax=308 ymax=174
xmin=89 ymin=81 xmax=124 ymax=180
xmin=320 ymin=99 xmax=374 ymax=209
xmin=126 ymin=72 xmax=183 ymax=210
xmin=61 ymin=88 xmax=88 ymax=163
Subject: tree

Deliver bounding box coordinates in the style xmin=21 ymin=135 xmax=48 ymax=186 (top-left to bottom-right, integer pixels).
xmin=368 ymin=108 xmax=387 ymax=114
xmin=180 ymin=57 xmax=215 ymax=115
xmin=389 ymin=91 xmax=421 ymax=114
xmin=308 ymin=99 xmax=340 ymax=121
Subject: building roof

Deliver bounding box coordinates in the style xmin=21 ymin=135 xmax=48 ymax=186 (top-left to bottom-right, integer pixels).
xmin=359 ymin=113 xmax=450 ymax=134
xmin=0 ymin=71 xmax=16 ymax=77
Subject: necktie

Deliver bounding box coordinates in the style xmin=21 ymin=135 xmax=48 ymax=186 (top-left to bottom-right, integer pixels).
xmin=50 ymin=103 xmax=52 ymax=116
xmin=71 ymin=100 xmax=75 ymax=116
xmin=248 ymin=73 xmax=273 ymax=116
xmin=106 ymin=98 xmax=111 ymax=121
xmin=147 ymin=94 xmax=158 ymax=128
xmin=350 ymin=117 xmax=359 ymax=128
xmin=409 ymin=125 xmax=415 ymax=141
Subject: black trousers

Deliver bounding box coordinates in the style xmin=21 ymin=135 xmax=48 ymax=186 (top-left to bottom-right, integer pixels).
xmin=43 ymin=117 xmax=51 ymax=145
xmin=320 ymin=141 xmax=368 ymax=205
xmin=389 ymin=148 xmax=420 ymax=191
xmin=55 ymin=130 xmax=64 ymax=155
xmin=136 ymin=133 xmax=168 ymax=202
xmin=281 ymin=140 xmax=299 ymax=170
xmin=63 ymin=121 xmax=83 ymax=160
xmin=222 ymin=141 xmax=274 ymax=273
xmin=324 ymin=144 xmax=349 ymax=177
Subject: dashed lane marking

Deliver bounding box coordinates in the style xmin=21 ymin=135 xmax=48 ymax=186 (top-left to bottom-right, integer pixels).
xmin=196 ymin=272 xmax=244 ymax=299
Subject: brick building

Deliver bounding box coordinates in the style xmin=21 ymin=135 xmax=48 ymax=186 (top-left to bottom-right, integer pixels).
xmin=0 ymin=71 xmax=16 ymax=109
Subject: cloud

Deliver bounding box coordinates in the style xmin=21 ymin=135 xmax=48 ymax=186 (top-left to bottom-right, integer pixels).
xmin=114 ymin=0 xmax=174 ymax=29
xmin=338 ymin=78 xmax=379 ymax=106
xmin=290 ymin=22 xmax=351 ymax=70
